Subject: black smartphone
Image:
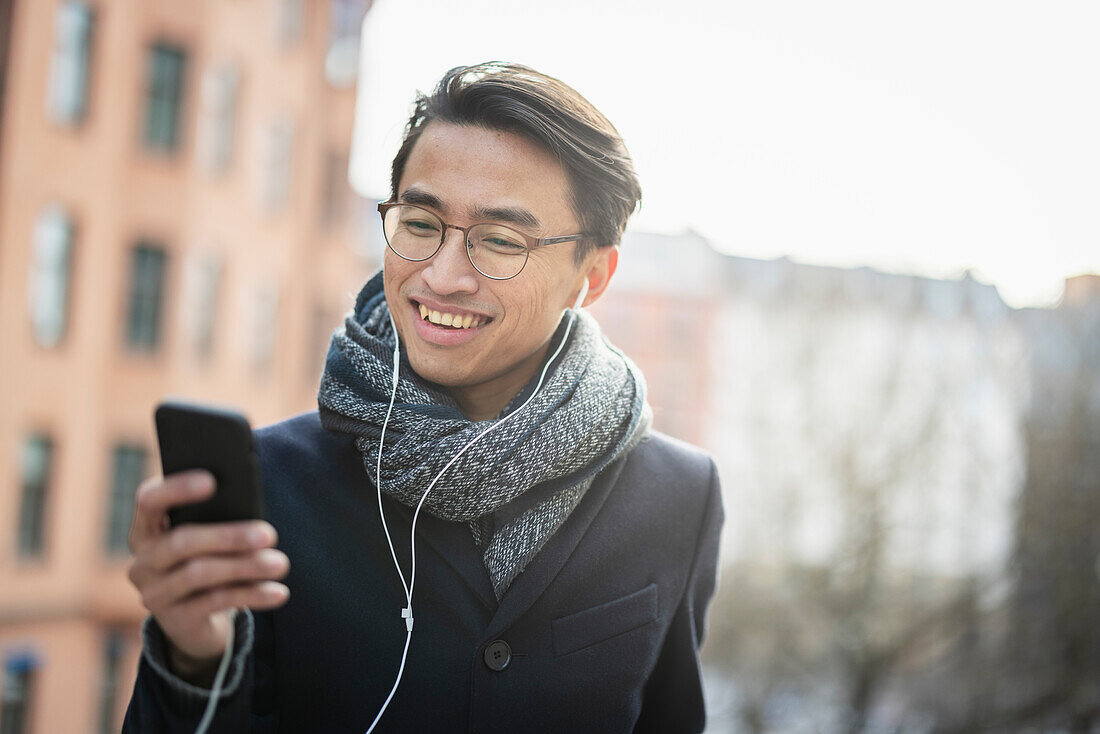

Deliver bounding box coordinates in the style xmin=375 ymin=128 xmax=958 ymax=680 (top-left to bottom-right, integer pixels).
xmin=154 ymin=401 xmax=264 ymax=527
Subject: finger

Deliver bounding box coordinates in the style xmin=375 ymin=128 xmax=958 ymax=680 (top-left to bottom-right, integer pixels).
xmin=130 ymin=471 xmax=215 ymax=547
xmin=171 ymin=581 xmax=290 ymax=622
xmin=128 ymin=521 xmax=276 ymax=591
xmin=142 ymin=549 xmax=290 ymax=612
xmin=143 ymin=549 xmax=289 ymax=612
xmin=147 ymin=521 xmax=278 ymax=574
xmin=140 ymin=470 xmax=216 ymax=515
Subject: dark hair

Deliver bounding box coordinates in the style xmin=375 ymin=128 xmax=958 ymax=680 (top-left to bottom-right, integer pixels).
xmin=390 ymin=62 xmax=642 ymax=261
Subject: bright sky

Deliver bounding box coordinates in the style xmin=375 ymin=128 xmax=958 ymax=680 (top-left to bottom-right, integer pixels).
xmin=349 ymin=0 xmax=1100 ymax=308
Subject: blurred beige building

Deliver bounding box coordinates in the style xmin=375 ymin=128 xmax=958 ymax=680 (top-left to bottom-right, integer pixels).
xmin=588 ymin=230 xmax=722 ymax=448
xmin=0 ymin=1 xmax=374 ymax=731
xmin=597 ymin=230 xmax=1029 ymax=582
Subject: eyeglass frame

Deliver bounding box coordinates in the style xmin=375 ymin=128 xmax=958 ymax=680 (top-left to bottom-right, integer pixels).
xmin=377 ymin=201 xmax=589 ymax=281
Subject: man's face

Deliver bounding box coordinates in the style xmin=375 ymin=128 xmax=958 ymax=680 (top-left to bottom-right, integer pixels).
xmin=383 ymin=121 xmax=600 ymax=418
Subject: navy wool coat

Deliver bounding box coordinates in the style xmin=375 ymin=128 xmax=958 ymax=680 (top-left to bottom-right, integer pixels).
xmin=123 ymin=410 xmax=723 ymax=733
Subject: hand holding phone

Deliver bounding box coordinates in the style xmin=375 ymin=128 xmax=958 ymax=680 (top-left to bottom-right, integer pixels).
xmin=125 ymin=401 xmax=290 ymax=684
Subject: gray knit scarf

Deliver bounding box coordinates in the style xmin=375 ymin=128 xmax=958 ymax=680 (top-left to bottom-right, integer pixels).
xmin=317 ymin=272 xmax=651 ymax=599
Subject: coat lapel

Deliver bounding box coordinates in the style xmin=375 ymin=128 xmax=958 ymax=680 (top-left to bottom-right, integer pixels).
xmin=382 ymin=450 xmax=630 ymax=629
xmin=484 ymin=453 xmax=629 ymax=639
xmin=385 ymin=498 xmax=498 ymax=612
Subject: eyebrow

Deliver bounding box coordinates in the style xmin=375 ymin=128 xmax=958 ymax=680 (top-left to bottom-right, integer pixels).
xmin=399 ymin=188 xmax=445 ymax=211
xmin=470 ymin=204 xmax=541 ymax=231
xmin=399 ymin=187 xmax=542 ymax=231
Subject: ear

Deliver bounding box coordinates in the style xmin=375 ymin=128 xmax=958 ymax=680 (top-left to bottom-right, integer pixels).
xmin=574 ymin=246 xmax=618 ymax=308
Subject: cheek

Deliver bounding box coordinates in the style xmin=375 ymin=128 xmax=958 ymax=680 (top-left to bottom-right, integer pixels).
xmin=382 ymin=257 xmax=417 ymax=337
xmin=497 ymin=282 xmax=568 ymax=347
xmin=383 ymin=252 xmax=430 ymax=304
xmin=383 ymin=250 xmax=412 ymax=288
xmin=515 ymin=257 xmax=574 ymax=311
xmin=382 ymin=252 xmax=399 ymax=295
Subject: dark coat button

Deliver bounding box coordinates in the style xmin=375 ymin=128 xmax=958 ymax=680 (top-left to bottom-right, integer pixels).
xmin=483 ymin=640 xmax=512 ymax=671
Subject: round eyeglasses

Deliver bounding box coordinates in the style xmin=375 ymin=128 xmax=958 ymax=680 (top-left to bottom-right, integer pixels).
xmin=377 ymin=202 xmax=587 ymax=280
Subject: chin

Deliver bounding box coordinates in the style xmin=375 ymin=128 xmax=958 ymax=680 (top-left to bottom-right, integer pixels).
xmin=406 ymin=352 xmax=473 ymax=388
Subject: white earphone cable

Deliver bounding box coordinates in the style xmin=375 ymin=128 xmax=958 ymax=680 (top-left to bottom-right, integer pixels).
xmin=375 ymin=332 xmax=409 ymax=601
xmin=192 ymin=607 xmax=238 ymax=734
xmin=365 ymin=321 xmax=410 ymax=734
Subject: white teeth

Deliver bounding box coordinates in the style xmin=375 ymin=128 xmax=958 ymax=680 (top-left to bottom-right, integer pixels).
xmin=417 ymin=302 xmax=485 ymax=329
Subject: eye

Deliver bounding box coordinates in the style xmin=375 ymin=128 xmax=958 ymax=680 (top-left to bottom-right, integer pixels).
xmin=401 ymin=216 xmax=441 ymax=236
xmin=487 ymin=237 xmax=525 ymax=252
xmin=473 ymin=226 xmax=528 ymax=255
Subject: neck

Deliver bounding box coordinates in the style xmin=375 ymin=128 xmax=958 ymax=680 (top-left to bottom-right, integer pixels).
xmin=448 ymin=341 xmax=552 ymax=421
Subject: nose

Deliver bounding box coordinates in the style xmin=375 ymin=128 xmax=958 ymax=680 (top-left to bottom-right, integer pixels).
xmin=420 ymin=226 xmax=479 ymax=296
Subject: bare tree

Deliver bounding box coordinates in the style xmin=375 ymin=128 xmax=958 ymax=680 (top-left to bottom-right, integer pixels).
xmin=704 ymin=278 xmax=1026 ymax=733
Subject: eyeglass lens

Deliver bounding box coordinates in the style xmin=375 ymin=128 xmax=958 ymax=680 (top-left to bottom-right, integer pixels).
xmin=382 ymin=204 xmax=530 ymax=279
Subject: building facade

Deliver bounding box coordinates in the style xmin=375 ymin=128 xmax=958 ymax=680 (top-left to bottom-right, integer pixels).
xmin=0 ymin=2 xmax=373 ymax=731
xmin=596 ymin=231 xmax=1028 ymax=582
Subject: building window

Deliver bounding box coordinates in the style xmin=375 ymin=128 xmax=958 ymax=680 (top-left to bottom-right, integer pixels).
xmin=329 ymin=0 xmax=369 ymax=41
xmin=259 ymin=117 xmax=294 ymax=212
xmin=271 ymin=0 xmax=304 ymax=48
xmin=96 ymin=630 xmax=123 ymax=734
xmin=195 ymin=63 xmax=238 ymax=176
xmin=320 ymin=149 xmax=350 ymax=227
xmin=248 ymin=283 xmax=279 ymax=371
xmin=27 ymin=204 xmax=74 ymax=348
xmin=0 ymin=654 xmax=36 ymax=734
xmin=17 ymin=435 xmax=53 ymax=559
xmin=125 ymin=243 xmax=167 ymax=351
xmin=46 ymin=1 xmax=94 ymax=125
xmin=105 ymin=444 xmax=146 ymax=554
xmin=182 ymin=252 xmax=222 ymax=360
xmin=324 ymin=0 xmax=368 ymax=88
xmin=142 ymin=43 xmax=187 ymax=151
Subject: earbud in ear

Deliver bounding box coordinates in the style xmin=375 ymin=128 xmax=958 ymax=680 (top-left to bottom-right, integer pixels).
xmin=572 ymin=279 xmax=590 ymax=311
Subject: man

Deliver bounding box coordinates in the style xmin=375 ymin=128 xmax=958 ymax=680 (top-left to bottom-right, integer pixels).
xmin=124 ymin=62 xmax=723 ymax=733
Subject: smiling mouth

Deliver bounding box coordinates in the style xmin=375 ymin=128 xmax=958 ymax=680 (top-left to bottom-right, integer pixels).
xmin=415 ymin=301 xmax=491 ymax=330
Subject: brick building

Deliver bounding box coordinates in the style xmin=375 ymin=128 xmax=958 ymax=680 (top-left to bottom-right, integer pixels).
xmin=0 ymin=2 xmax=372 ymax=731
